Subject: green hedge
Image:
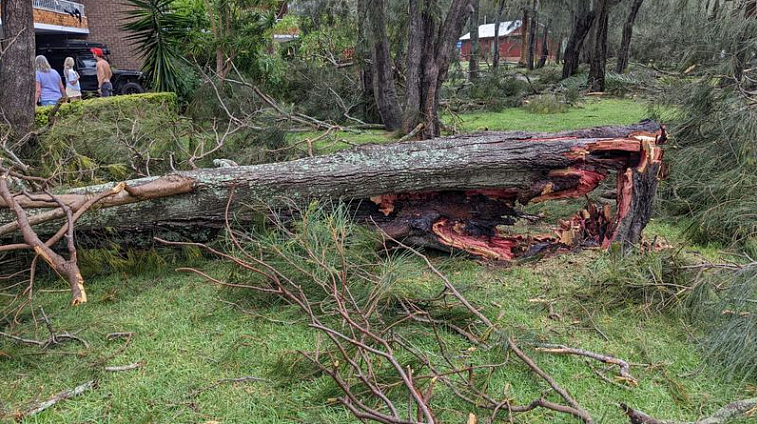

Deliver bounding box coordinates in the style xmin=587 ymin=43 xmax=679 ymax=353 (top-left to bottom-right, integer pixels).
xmin=34 ymin=92 xmax=186 ymax=184
xmin=35 ymin=92 xmax=178 ymax=127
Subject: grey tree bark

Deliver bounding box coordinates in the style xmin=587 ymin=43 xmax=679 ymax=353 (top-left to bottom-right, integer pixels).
xmin=368 ymin=0 xmax=403 ymax=131
xmin=562 ymin=5 xmax=596 ymax=79
xmin=527 ymin=0 xmax=540 ymax=71
xmin=1 ymin=122 xmax=666 ymax=259
xmin=0 ymin=0 xmax=36 ymax=139
xmin=588 ymin=0 xmax=615 ymax=92
xmin=492 ymin=0 xmax=507 ymax=72
xmin=616 ymin=0 xmax=645 ymax=73
xmin=468 ymin=0 xmax=481 ymax=80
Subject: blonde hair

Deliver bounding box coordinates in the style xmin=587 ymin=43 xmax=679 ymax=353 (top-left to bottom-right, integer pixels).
xmin=64 ymin=57 xmax=75 ymax=71
xmin=35 ymin=55 xmax=52 ymax=72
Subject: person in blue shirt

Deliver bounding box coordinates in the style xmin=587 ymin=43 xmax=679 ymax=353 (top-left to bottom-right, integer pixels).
xmin=34 ymin=55 xmax=66 ymax=106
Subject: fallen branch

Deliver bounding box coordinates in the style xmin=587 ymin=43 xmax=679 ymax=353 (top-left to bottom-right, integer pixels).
xmin=621 ymin=398 xmax=757 ymax=424
xmin=16 ymin=380 xmax=97 ymax=420
xmin=105 ymin=362 xmax=143 ymax=372
xmin=535 ymin=343 xmax=638 ymax=386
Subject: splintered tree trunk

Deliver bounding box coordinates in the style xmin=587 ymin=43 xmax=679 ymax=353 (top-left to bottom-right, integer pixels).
xmin=0 ymin=0 xmax=36 ymax=139
xmin=469 ymin=0 xmax=480 ymax=80
xmin=1 ymin=122 xmax=667 ymax=261
xmin=492 ymin=0 xmax=506 ymax=72
xmin=562 ymin=7 xmax=595 ymax=79
xmin=368 ymin=0 xmax=403 ymax=131
xmin=616 ymin=0 xmax=644 ymax=73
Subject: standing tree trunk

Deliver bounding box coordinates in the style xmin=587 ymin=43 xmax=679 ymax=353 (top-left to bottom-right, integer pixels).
xmin=419 ymin=0 xmax=474 ymax=139
xmin=357 ymin=0 xmax=378 ymax=123
xmin=562 ymin=6 xmax=596 ymax=79
xmin=537 ymin=19 xmax=550 ymax=69
xmin=527 ymin=0 xmax=539 ymax=71
xmin=518 ymin=8 xmax=530 ymax=66
xmin=492 ymin=0 xmax=507 ymax=72
xmin=0 ymin=0 xmax=36 ymax=139
xmin=368 ymin=0 xmax=403 ymax=131
xmin=468 ymin=0 xmax=480 ymax=80
xmin=403 ymin=0 xmax=425 ymax=132
xmin=588 ymin=0 xmax=611 ymax=92
xmin=616 ymin=0 xmax=645 ymax=73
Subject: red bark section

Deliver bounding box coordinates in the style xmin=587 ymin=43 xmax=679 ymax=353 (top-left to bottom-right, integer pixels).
xmin=370 ymin=127 xmax=667 ymax=261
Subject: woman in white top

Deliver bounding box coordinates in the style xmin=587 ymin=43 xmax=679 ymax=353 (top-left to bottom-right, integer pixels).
xmin=63 ymin=57 xmax=82 ymax=100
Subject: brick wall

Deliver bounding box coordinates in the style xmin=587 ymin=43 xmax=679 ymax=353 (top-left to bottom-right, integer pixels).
xmin=81 ymin=0 xmax=142 ymax=70
xmin=33 ymin=9 xmax=89 ymax=30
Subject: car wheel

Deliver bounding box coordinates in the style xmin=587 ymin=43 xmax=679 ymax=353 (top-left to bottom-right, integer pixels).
xmin=120 ymin=82 xmax=145 ymax=95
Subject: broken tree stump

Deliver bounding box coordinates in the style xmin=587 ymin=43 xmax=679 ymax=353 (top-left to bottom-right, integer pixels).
xmin=0 ymin=121 xmax=666 ymax=261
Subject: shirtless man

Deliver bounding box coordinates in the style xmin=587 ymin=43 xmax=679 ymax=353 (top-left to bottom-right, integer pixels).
xmin=91 ymin=48 xmax=113 ymax=97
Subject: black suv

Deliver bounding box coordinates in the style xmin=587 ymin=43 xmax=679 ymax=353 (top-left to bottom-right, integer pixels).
xmin=36 ymin=39 xmax=145 ymax=96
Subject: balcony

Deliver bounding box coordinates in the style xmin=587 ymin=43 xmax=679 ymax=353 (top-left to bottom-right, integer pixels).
xmin=0 ymin=0 xmax=88 ymax=34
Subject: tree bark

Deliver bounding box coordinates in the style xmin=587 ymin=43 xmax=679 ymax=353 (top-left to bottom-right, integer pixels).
xmin=1 ymin=122 xmax=666 ymax=261
xmin=588 ymin=0 xmax=612 ymax=92
xmin=562 ymin=7 xmax=596 ymax=79
xmin=492 ymin=0 xmax=507 ymax=72
xmin=357 ymin=0 xmax=379 ymax=123
xmin=519 ymin=8 xmax=530 ymax=66
xmin=419 ymin=0 xmax=474 ymax=139
xmin=368 ymin=0 xmax=403 ymax=131
xmin=0 ymin=0 xmax=36 ymax=139
xmin=537 ymin=19 xmax=550 ymax=69
xmin=403 ymin=0 xmax=425 ymax=132
xmin=616 ymin=0 xmax=645 ymax=73
xmin=527 ymin=0 xmax=540 ymax=71
xmin=468 ymin=0 xmax=480 ymax=80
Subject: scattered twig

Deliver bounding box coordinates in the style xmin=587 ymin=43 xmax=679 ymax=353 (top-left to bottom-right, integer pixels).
xmin=105 ymin=362 xmax=143 ymax=372
xmin=16 ymin=380 xmax=97 ymax=420
xmin=535 ymin=343 xmax=638 ymax=386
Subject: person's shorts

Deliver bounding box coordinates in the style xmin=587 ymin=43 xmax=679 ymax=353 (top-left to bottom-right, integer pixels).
xmin=66 ymin=87 xmax=82 ymax=98
xmin=100 ymin=81 xmax=114 ymax=97
xmin=40 ymin=99 xmax=59 ymax=106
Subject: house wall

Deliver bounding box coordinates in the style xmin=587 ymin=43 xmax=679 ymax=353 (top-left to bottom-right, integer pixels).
xmin=461 ymin=35 xmax=558 ymax=63
xmin=80 ymin=0 xmax=142 ymax=70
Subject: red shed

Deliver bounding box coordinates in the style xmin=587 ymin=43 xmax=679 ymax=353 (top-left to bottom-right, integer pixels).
xmin=459 ymin=20 xmax=556 ymax=63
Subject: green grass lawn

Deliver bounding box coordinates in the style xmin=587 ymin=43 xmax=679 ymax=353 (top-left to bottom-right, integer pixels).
xmin=1 ymin=98 xmax=751 ymax=423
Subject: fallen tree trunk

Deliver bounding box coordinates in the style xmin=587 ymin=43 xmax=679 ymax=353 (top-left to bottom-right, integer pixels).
xmin=0 ymin=121 xmax=665 ymax=261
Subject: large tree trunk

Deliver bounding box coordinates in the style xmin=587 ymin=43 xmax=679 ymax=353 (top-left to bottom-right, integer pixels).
xmin=562 ymin=7 xmax=596 ymax=79
xmin=0 ymin=0 xmax=36 ymax=139
xmin=468 ymin=0 xmax=480 ymax=80
xmin=492 ymin=0 xmax=507 ymax=72
xmin=616 ymin=0 xmax=645 ymax=73
xmin=368 ymin=0 xmax=403 ymax=131
xmin=419 ymin=0 xmax=474 ymax=139
xmin=518 ymin=8 xmax=530 ymax=66
xmin=403 ymin=0 xmax=425 ymax=133
xmin=1 ymin=122 xmax=667 ymax=261
xmin=357 ymin=0 xmax=379 ymax=123
xmin=527 ymin=0 xmax=539 ymax=71
xmin=588 ymin=0 xmax=612 ymax=92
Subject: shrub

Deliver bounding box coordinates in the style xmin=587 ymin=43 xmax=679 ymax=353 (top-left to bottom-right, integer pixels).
xmin=523 ymin=94 xmax=569 ymax=114
xmin=34 ymin=93 xmax=187 ymax=184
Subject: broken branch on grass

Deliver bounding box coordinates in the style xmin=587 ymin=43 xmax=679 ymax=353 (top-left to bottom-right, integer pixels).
xmin=105 ymin=362 xmax=143 ymax=372
xmin=621 ymin=397 xmax=757 ymax=424
xmin=535 ymin=343 xmax=638 ymax=386
xmin=16 ymin=380 xmax=97 ymax=420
